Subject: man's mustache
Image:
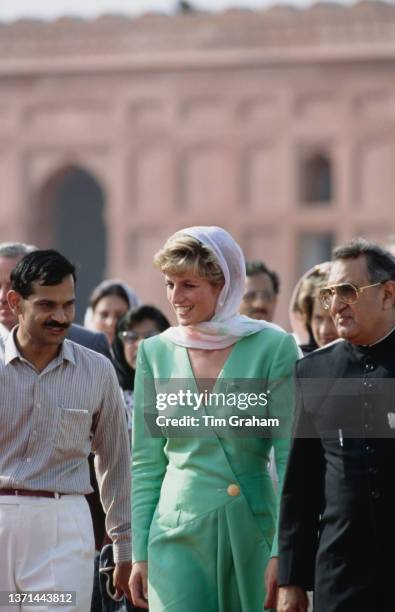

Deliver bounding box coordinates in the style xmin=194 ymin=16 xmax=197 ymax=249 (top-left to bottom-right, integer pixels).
xmin=43 ymin=321 xmax=70 ymax=330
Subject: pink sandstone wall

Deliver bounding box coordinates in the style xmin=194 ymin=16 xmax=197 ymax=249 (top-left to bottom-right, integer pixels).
xmin=0 ymin=1 xmax=395 ymax=326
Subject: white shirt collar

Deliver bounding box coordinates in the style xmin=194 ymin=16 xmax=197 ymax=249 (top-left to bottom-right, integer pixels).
xmin=0 ymin=322 xmax=11 ymax=341
xmin=4 ymin=326 xmax=76 ymax=368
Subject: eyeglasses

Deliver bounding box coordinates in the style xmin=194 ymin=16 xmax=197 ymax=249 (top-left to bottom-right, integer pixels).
xmin=319 ymin=281 xmax=384 ymax=310
xmin=118 ymin=330 xmax=159 ymax=343
xmin=243 ymin=289 xmax=275 ymax=302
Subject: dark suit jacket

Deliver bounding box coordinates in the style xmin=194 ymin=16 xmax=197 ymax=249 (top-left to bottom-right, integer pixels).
xmin=278 ymin=331 xmax=395 ymax=612
xmin=68 ymin=324 xmax=111 ymax=360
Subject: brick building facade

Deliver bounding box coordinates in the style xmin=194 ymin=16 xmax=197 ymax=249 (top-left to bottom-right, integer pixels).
xmin=1 ymin=1 xmax=394 ymax=325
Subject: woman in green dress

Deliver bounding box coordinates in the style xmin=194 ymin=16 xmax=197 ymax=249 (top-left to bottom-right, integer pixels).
xmin=129 ymin=226 xmax=299 ymax=612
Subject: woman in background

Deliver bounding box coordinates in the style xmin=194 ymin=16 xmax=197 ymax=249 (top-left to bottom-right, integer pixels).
xmin=112 ymin=305 xmax=170 ymax=433
xmin=85 ymin=279 xmax=139 ymax=346
xmin=290 ymin=262 xmax=338 ymax=354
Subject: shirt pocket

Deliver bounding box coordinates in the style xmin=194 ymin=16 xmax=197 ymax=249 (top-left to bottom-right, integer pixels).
xmin=55 ymin=407 xmax=92 ymax=456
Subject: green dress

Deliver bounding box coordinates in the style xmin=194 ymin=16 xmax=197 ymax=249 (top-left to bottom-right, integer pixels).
xmin=132 ymin=327 xmax=298 ymax=612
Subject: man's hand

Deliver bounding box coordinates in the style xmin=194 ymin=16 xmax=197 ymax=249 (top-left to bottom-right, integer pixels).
xmin=129 ymin=561 xmax=149 ymax=609
xmin=277 ymin=585 xmax=309 ymax=612
xmin=113 ymin=563 xmax=133 ymax=602
xmin=264 ymin=556 xmax=278 ymax=609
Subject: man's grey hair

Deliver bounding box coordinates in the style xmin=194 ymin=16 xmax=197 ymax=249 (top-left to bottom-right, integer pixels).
xmin=333 ymin=238 xmax=395 ymax=283
xmin=0 ymin=242 xmax=37 ymax=259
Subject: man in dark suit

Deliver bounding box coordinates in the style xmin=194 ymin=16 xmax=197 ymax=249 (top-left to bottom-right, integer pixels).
xmin=277 ymin=238 xmax=395 ymax=612
xmin=68 ymin=323 xmax=111 ymax=359
xmin=0 ymin=243 xmax=36 ymax=339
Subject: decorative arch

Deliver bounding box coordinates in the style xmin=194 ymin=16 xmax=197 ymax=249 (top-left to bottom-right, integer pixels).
xmin=32 ymin=164 xmax=107 ymax=323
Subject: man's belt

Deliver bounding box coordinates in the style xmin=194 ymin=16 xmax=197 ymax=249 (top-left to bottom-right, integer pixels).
xmin=0 ymin=489 xmax=65 ymax=498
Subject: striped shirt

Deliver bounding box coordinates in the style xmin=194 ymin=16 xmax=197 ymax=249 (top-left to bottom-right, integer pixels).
xmin=0 ymin=330 xmax=131 ymax=562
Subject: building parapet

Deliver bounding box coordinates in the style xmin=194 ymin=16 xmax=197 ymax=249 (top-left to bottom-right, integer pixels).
xmin=1 ymin=1 xmax=395 ymax=61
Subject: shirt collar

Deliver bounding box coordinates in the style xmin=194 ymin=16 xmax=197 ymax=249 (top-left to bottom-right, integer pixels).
xmin=4 ymin=327 xmax=76 ymax=367
xmin=4 ymin=327 xmax=21 ymax=365
xmin=0 ymin=322 xmax=11 ymax=341
xmin=62 ymin=339 xmax=76 ymax=366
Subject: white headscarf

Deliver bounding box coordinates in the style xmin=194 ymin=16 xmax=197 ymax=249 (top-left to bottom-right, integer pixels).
xmin=162 ymin=226 xmax=279 ymax=349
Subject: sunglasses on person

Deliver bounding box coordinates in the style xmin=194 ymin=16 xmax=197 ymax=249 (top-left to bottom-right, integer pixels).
xmin=319 ymin=281 xmax=385 ymax=310
xmin=118 ymin=329 xmax=159 ymax=343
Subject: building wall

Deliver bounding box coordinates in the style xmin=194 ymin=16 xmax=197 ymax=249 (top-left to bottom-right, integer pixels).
xmin=0 ymin=2 xmax=395 ymax=326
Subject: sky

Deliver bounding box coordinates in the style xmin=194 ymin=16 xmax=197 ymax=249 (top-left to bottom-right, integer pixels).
xmin=0 ymin=0 xmax=359 ymax=22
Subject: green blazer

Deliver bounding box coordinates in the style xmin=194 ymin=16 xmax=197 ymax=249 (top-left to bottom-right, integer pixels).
xmin=132 ymin=327 xmax=299 ymax=565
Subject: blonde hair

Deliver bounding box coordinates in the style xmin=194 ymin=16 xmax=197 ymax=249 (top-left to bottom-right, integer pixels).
xmin=294 ymin=262 xmax=332 ymax=327
xmin=154 ymin=232 xmax=225 ymax=286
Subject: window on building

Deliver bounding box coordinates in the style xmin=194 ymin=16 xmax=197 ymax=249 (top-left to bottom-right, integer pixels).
xmin=300 ymin=152 xmax=333 ymax=204
xmin=298 ymin=232 xmax=334 ymax=277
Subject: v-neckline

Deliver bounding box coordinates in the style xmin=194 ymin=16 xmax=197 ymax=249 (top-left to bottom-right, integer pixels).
xmin=184 ymin=341 xmax=239 ymax=394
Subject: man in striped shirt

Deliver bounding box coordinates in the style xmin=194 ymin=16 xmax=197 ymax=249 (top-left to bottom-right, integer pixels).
xmin=0 ymin=249 xmax=132 ymax=610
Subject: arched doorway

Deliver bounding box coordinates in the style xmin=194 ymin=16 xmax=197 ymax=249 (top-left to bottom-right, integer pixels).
xmin=34 ymin=165 xmax=107 ymax=323
xmin=300 ymin=152 xmax=333 ymax=204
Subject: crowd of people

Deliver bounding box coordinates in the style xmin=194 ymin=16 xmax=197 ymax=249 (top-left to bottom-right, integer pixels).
xmin=0 ymin=227 xmax=394 ymax=612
